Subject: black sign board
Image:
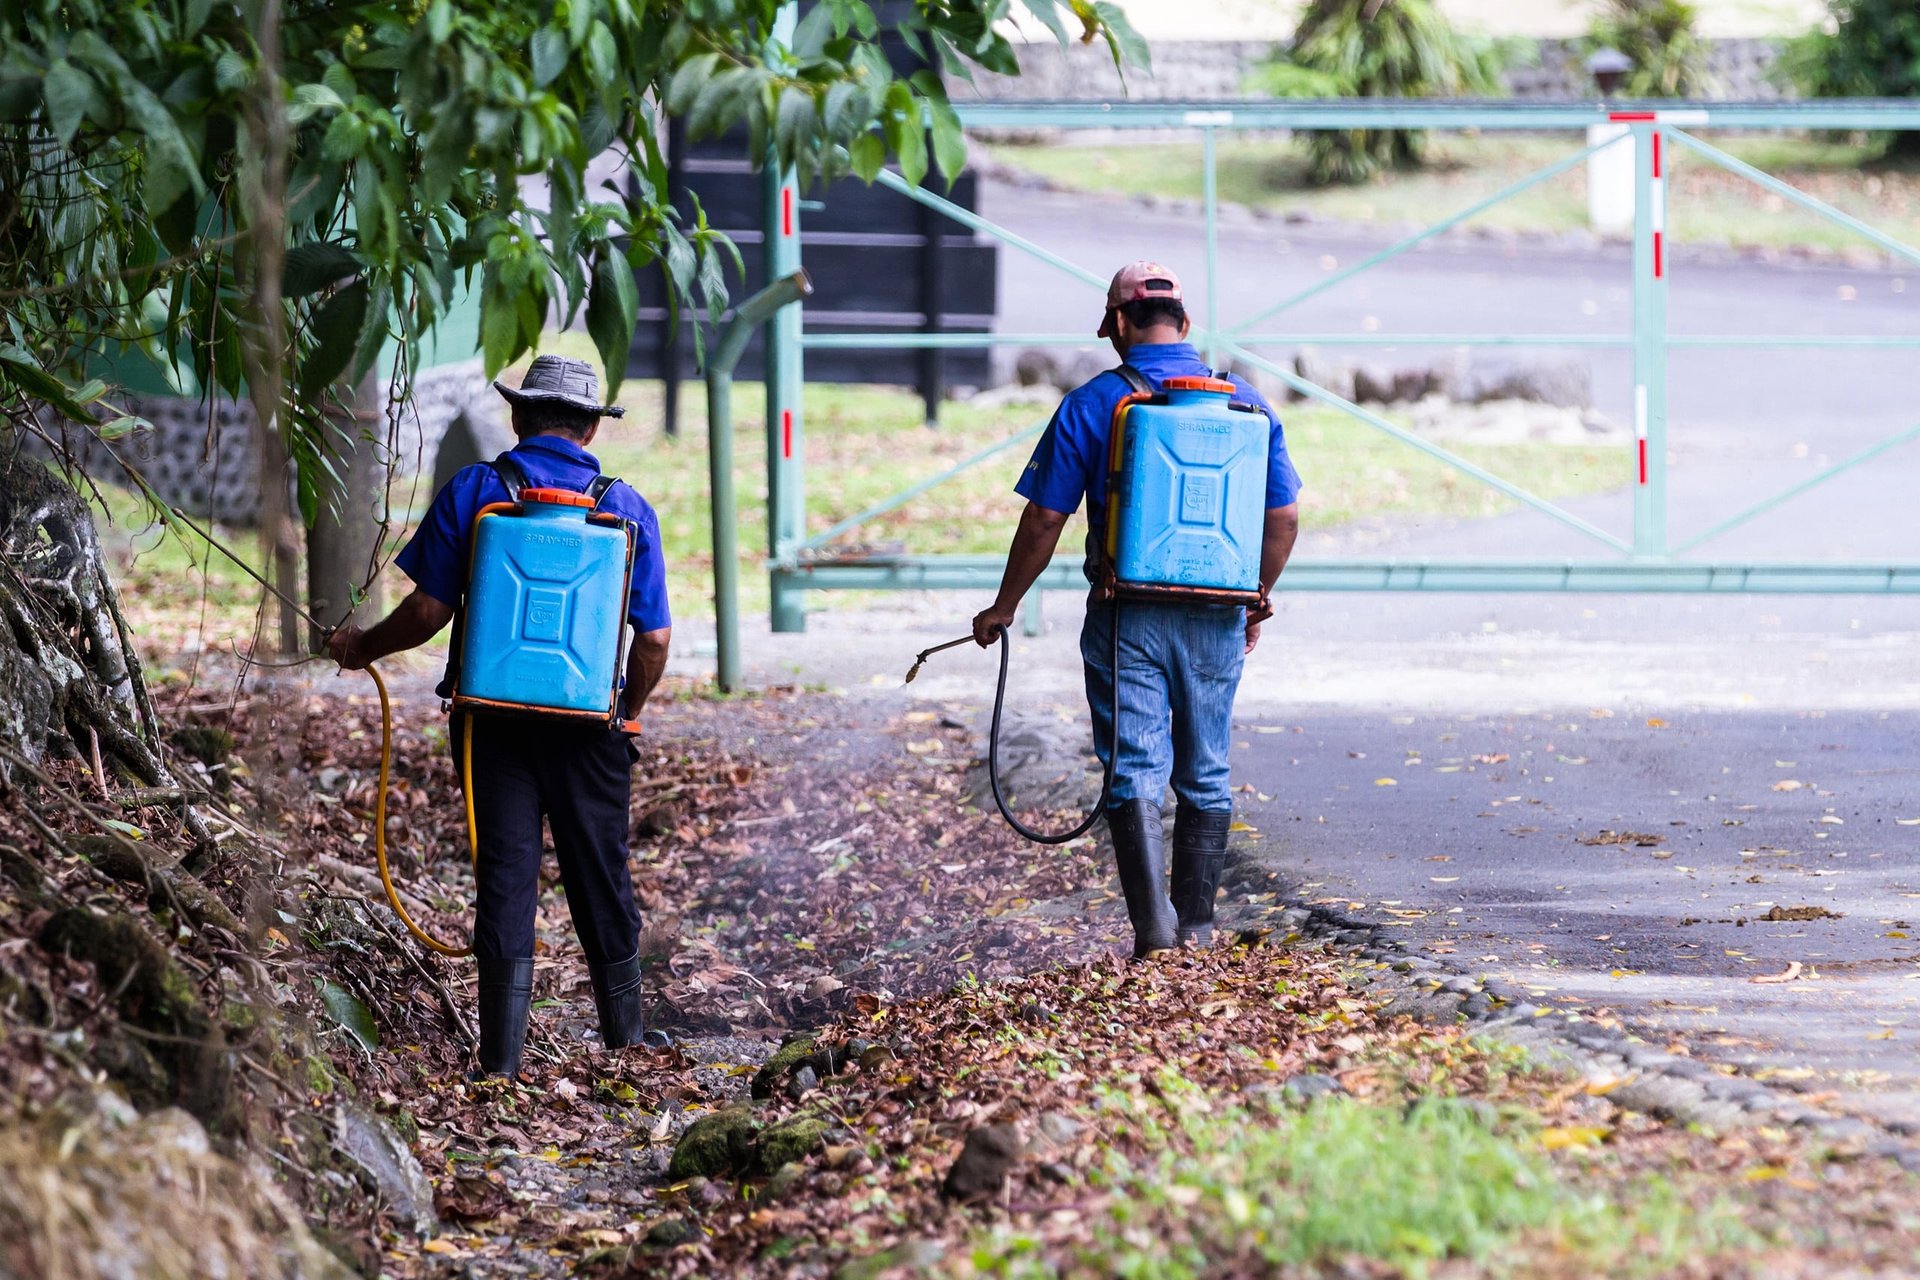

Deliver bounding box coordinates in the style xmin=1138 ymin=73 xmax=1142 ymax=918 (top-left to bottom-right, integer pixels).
xmin=629 ymin=123 xmax=999 ymax=432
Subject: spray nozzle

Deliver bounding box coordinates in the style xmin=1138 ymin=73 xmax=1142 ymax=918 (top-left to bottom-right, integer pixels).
xmin=904 ymin=634 xmax=976 ymax=685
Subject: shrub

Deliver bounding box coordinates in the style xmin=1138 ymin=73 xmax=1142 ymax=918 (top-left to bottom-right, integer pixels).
xmin=1247 ymin=0 xmax=1508 ymax=184
xmin=1583 ymin=0 xmax=1715 ymax=98
xmin=1781 ymin=0 xmax=1920 ymax=158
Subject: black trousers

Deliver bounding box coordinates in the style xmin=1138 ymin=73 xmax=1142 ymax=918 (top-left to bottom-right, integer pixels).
xmin=455 ymin=713 xmax=641 ymax=965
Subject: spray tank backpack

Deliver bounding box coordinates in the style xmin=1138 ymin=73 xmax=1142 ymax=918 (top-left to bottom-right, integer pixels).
xmin=446 ymin=453 xmax=637 ymax=726
xmin=1101 ymin=364 xmax=1270 ymax=607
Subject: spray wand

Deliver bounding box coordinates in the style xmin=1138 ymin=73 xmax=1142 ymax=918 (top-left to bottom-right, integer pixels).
xmin=904 ymin=604 xmax=1121 ymax=846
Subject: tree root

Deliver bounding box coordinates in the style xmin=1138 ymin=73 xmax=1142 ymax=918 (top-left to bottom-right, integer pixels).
xmin=38 ymin=906 xmax=234 ymax=1125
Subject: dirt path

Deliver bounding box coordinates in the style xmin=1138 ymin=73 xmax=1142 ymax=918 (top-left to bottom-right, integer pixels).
xmin=239 ymin=678 xmax=1920 ymax=1278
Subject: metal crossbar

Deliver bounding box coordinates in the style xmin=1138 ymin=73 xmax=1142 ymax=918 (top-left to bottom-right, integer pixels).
xmin=754 ymin=99 xmax=1920 ymax=636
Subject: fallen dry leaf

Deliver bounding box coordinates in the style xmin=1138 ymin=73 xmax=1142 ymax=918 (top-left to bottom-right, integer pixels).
xmin=1751 ymin=962 xmax=1804 ymax=985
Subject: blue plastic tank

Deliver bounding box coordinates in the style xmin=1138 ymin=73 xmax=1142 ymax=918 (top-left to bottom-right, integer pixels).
xmin=454 ymin=489 xmax=634 ymax=720
xmin=1106 ymin=376 xmax=1268 ymax=601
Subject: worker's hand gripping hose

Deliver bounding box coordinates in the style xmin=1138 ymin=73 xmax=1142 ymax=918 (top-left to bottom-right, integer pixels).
xmin=907 ymin=601 xmax=1121 ymax=846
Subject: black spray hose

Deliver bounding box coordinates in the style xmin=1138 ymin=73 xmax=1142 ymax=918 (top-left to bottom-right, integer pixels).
xmin=908 ymin=600 xmax=1122 ymax=846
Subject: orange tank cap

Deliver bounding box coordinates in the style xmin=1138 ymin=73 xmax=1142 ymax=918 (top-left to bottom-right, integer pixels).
xmin=519 ymin=487 xmax=594 ymax=508
xmin=1161 ymin=375 xmax=1237 ymax=394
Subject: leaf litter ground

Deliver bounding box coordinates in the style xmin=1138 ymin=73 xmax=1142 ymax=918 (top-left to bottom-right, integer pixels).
xmin=259 ymin=680 xmax=1920 ymax=1276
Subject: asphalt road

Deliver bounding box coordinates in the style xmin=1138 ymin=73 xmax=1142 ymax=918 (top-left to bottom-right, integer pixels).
xmin=1230 ymin=703 xmax=1920 ymax=1128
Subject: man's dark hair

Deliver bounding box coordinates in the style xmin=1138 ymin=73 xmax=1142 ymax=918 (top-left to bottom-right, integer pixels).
xmin=513 ymin=402 xmax=601 ymax=440
xmin=1117 ymin=296 xmax=1187 ymax=331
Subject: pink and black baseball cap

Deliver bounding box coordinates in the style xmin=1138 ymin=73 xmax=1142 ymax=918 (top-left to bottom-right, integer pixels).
xmin=1096 ymin=260 xmax=1184 ymax=338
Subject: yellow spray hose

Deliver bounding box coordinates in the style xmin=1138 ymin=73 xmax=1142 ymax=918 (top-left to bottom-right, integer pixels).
xmin=365 ymin=663 xmax=476 ymax=957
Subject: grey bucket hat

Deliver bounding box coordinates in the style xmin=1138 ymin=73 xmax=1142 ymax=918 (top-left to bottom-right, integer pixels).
xmin=493 ymin=354 xmax=626 ymax=418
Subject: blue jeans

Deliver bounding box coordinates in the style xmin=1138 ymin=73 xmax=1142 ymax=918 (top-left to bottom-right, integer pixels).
xmin=1081 ymin=597 xmax=1246 ymax=811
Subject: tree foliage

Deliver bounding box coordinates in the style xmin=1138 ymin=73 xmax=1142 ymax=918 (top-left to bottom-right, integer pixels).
xmin=0 ymin=0 xmax=1147 ymax=514
xmin=1582 ymin=0 xmax=1714 ymax=99
xmin=1248 ymin=0 xmax=1506 ymax=184
xmin=1781 ymin=0 xmax=1920 ymax=157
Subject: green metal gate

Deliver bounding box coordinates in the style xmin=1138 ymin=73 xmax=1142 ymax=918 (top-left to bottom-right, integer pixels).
xmin=752 ymin=100 xmax=1920 ymax=639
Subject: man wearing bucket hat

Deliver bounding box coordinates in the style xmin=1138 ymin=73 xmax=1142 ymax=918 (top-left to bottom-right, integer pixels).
xmin=971 ymin=262 xmax=1302 ymax=958
xmin=326 ymin=354 xmax=673 ymax=1076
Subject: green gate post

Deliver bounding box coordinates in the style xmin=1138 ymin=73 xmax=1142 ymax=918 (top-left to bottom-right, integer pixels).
xmin=1630 ymin=122 xmax=1670 ymax=556
xmin=766 ymin=3 xmax=808 ymax=634
xmin=1202 ymin=125 xmax=1220 ymax=367
xmin=708 ymin=271 xmax=814 ymax=691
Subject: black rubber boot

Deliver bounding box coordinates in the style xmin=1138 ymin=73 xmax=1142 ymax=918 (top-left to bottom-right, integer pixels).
xmin=1172 ymin=805 xmax=1233 ymax=947
xmin=1107 ymin=800 xmax=1178 ymax=959
xmin=589 ymin=953 xmax=650 ymax=1049
xmin=472 ymin=956 xmax=534 ymax=1079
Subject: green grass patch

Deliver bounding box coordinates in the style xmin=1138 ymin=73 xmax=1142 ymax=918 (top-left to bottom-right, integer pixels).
xmin=983 ymin=133 xmax=1920 ymax=255
xmin=971 ymin=1083 xmax=1744 ymax=1279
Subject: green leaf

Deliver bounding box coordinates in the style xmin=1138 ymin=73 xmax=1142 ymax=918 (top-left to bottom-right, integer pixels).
xmin=585 ymin=252 xmax=638 ymax=398
xmin=427 ymin=0 xmax=453 ymax=44
xmin=119 ymin=81 xmax=202 ymax=212
xmin=182 ymin=0 xmax=215 ymax=38
xmin=299 ymin=280 xmax=370 ymax=396
xmin=927 ymin=95 xmax=965 ymax=186
xmin=881 ymin=81 xmax=925 ymax=186
xmin=283 ymin=242 xmax=361 ymax=298
xmin=286 ymin=82 xmax=346 ymax=126
xmin=580 ymin=102 xmax=614 ymax=160
xmin=586 ymin=21 xmax=616 ymax=87
xmin=1093 ymin=2 xmax=1151 ymax=72
xmin=213 ymin=50 xmax=254 ymax=94
xmin=0 ymin=348 xmax=99 ymax=423
xmin=318 ymin=980 xmax=379 ymax=1053
xmin=774 ymin=88 xmax=816 ymax=169
xmin=665 ymin=53 xmax=718 ymax=116
xmin=481 ymin=285 xmax=520 ymax=376
xmin=42 ymin=60 xmax=93 ymax=146
xmin=96 ymin=415 xmax=149 ymax=440
xmin=1022 ymin=0 xmax=1072 ymax=45
xmin=689 ymin=65 xmax=750 ymax=139
xmin=848 ymin=132 xmax=884 ymax=182
xmin=531 ymin=26 xmax=568 ymax=88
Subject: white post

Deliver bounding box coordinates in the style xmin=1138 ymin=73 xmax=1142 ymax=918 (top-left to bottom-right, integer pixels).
xmin=1587 ymin=123 xmax=1636 ymax=236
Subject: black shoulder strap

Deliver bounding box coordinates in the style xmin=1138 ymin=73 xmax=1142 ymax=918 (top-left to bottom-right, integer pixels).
xmin=488 ymin=452 xmax=530 ymax=501
xmin=1113 ymin=363 xmax=1153 ymax=395
xmin=490 ymin=452 xmax=620 ymax=510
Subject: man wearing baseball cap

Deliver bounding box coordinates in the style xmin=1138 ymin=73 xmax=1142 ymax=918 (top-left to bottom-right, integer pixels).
xmin=326 ymin=354 xmax=673 ymax=1076
xmin=972 ymin=262 xmax=1302 ymax=958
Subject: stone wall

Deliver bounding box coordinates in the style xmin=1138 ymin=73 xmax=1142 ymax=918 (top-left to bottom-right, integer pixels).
xmin=950 ymin=36 xmax=1787 ymax=105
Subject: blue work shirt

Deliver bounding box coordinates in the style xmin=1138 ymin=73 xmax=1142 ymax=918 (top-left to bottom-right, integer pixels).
xmin=1015 ymin=343 xmax=1302 ymax=573
xmin=396 ymin=434 xmax=672 ymax=637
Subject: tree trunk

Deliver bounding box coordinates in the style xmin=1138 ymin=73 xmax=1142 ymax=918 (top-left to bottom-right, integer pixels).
xmin=0 ymin=449 xmax=172 ymax=786
xmin=304 ymin=373 xmax=386 ymax=649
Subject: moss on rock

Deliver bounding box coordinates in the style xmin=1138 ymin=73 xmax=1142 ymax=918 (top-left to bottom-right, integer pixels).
xmin=749 ymin=1036 xmax=818 ymax=1100
xmin=667 ymin=1106 xmax=760 ymax=1180
xmin=754 ymin=1112 xmax=828 ymax=1175
xmin=304 ymin=1055 xmax=337 ymax=1096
